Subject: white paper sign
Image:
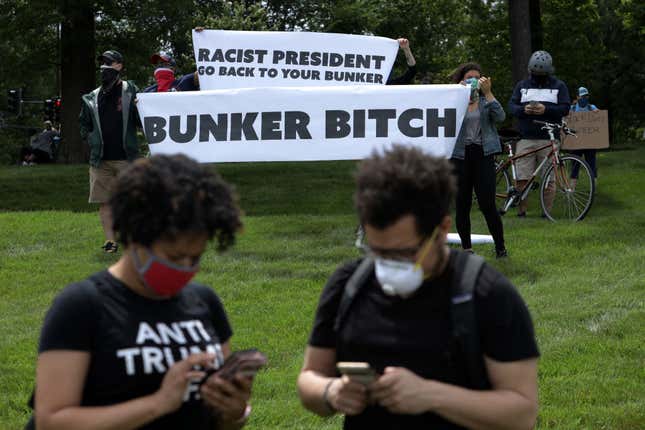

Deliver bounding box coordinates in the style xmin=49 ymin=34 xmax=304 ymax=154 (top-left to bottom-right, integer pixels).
xmin=192 ymin=30 xmax=399 ymax=90
xmin=137 ymin=85 xmax=469 ymax=163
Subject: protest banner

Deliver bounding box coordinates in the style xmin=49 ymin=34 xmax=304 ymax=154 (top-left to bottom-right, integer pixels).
xmin=136 ymin=84 xmax=470 ymax=163
xmin=192 ymin=30 xmax=399 ymax=90
xmin=562 ymin=110 xmax=609 ymax=150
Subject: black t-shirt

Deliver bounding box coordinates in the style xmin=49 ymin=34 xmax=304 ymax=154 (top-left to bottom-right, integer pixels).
xmin=98 ymin=82 xmax=127 ymax=160
xmin=35 ymin=270 xmax=232 ymax=429
xmin=309 ymin=250 xmax=540 ymax=430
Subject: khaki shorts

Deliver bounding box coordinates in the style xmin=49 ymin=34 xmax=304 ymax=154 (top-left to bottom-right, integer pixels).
xmin=89 ymin=160 xmax=130 ymax=203
xmin=514 ymin=139 xmax=552 ymax=181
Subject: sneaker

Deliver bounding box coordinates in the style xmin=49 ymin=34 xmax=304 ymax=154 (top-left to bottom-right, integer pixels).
xmin=102 ymin=240 xmax=119 ymax=253
xmin=495 ymin=248 xmax=508 ymax=259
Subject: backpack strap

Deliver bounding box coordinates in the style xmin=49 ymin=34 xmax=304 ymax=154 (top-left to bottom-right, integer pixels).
xmin=450 ymin=252 xmax=489 ymax=389
xmin=334 ymin=257 xmax=374 ymax=332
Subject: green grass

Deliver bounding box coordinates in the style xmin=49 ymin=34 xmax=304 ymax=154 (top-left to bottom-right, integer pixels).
xmin=1 ymin=148 xmax=644 ymax=429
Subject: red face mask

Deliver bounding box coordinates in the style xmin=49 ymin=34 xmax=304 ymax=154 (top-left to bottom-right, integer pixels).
xmin=154 ymin=68 xmax=176 ymax=92
xmin=132 ymin=248 xmax=199 ymax=297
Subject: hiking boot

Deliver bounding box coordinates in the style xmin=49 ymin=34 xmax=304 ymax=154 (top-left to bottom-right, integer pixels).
xmin=102 ymin=240 xmax=119 ymax=253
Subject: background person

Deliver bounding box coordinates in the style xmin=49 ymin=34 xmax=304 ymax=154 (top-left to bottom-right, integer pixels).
xmin=509 ymin=50 xmax=571 ymax=217
xmin=80 ymin=50 xmax=140 ymax=253
xmin=144 ymin=51 xmax=200 ymax=92
xmin=21 ymin=120 xmax=58 ymax=165
xmin=450 ymin=62 xmax=507 ymax=258
xmin=297 ymin=145 xmax=539 ymax=429
xmin=569 ymin=86 xmax=600 ymax=186
xmin=29 ymin=154 xmax=253 ymax=430
xmin=386 ymin=38 xmax=417 ymax=85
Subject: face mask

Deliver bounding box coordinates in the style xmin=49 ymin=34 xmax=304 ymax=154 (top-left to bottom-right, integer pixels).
xmin=132 ymin=248 xmax=199 ymax=297
xmin=578 ymin=97 xmax=588 ymax=107
xmin=154 ymin=67 xmax=176 ymax=92
xmin=100 ymin=65 xmax=120 ymax=92
xmin=464 ymin=77 xmax=480 ymax=102
xmin=531 ymin=73 xmax=550 ymax=86
xmin=373 ymin=227 xmax=439 ymax=298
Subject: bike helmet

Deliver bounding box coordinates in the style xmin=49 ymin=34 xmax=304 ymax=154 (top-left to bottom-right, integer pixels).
xmin=527 ymin=50 xmax=554 ymax=75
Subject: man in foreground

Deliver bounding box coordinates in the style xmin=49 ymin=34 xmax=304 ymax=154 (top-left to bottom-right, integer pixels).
xmin=297 ymin=145 xmax=539 ymax=429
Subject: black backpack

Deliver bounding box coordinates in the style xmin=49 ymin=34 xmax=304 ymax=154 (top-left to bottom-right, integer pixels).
xmin=333 ymin=251 xmax=490 ymax=390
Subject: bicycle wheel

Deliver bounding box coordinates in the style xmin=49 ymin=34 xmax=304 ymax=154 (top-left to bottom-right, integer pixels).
xmin=540 ymin=155 xmax=595 ymax=221
xmin=495 ymin=162 xmax=512 ymax=214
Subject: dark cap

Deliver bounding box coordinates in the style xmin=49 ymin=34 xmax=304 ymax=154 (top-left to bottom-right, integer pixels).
xmin=150 ymin=51 xmax=176 ymax=66
xmin=98 ymin=50 xmax=124 ymax=65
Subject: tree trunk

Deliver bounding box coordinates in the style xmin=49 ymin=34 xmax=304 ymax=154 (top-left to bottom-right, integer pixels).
xmin=508 ymin=0 xmax=532 ymax=85
xmin=59 ymin=0 xmax=95 ymax=164
xmin=529 ymin=0 xmax=543 ymax=52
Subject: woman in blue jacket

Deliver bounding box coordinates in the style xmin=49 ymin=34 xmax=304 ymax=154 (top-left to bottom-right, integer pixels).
xmin=451 ymin=63 xmax=507 ymax=258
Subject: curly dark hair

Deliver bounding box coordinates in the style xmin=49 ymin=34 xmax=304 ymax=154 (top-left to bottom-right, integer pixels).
xmin=450 ymin=62 xmax=482 ymax=83
xmin=110 ymin=155 xmax=242 ymax=251
xmin=355 ymin=145 xmax=456 ymax=236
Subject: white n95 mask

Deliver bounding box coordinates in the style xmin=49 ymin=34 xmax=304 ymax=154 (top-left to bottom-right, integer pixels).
xmin=375 ymin=258 xmax=424 ymax=298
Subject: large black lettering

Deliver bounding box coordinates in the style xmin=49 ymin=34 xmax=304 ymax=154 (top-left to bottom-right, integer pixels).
xmin=368 ymin=109 xmax=396 ymax=137
xmin=285 ymin=111 xmax=311 ymax=139
xmin=398 ymin=109 xmax=424 ymax=137
xmin=230 ymin=113 xmax=258 ymax=141
xmin=144 ymin=117 xmax=167 ymax=144
xmin=261 ymin=112 xmax=282 ymax=140
xmin=198 ymin=49 xmax=210 ymax=62
xmin=426 ymin=108 xmax=456 ymax=137
xmin=199 ymin=114 xmax=228 ymax=142
xmin=169 ymin=115 xmax=196 ymax=143
xmin=326 ymin=110 xmax=351 ymax=138
xmin=353 ymin=110 xmax=366 ymax=138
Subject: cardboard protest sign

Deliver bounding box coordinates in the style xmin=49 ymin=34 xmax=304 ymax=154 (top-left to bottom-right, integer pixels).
xmin=137 ymin=84 xmax=469 ymax=163
xmin=562 ymin=110 xmax=609 ymax=150
xmin=192 ymin=30 xmax=399 ymax=90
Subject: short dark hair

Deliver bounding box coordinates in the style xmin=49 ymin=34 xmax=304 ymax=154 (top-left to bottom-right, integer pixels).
xmin=110 ymin=155 xmax=242 ymax=250
xmin=355 ymin=145 xmax=455 ymax=236
xmin=450 ymin=62 xmax=482 ymax=83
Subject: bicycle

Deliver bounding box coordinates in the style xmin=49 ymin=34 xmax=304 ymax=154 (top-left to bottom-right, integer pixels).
xmin=495 ymin=119 xmax=595 ymax=221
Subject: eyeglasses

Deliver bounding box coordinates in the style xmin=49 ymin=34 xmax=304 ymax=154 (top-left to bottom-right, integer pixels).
xmin=361 ymin=226 xmax=439 ymax=263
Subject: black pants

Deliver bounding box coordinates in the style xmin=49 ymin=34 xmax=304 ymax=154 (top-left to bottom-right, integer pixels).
xmin=21 ymin=147 xmax=51 ymax=163
xmin=452 ymin=145 xmax=505 ymax=251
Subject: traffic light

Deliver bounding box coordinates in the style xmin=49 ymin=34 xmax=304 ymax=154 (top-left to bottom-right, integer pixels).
xmin=53 ymin=97 xmax=62 ymax=123
xmin=44 ymin=98 xmax=54 ymax=121
xmin=7 ymin=88 xmax=22 ymax=116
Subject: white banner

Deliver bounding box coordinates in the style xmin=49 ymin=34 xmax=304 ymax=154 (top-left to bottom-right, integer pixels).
xmin=137 ymin=85 xmax=470 ymax=163
xmin=192 ymin=30 xmax=399 ymax=90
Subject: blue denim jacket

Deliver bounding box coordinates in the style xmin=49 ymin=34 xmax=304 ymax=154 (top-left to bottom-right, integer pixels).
xmin=451 ymin=97 xmax=505 ymax=159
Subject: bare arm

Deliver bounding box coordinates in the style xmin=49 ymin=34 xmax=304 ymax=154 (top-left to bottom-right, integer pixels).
xmin=297 ymin=346 xmax=367 ymax=417
xmin=35 ymin=350 xmax=214 ymax=430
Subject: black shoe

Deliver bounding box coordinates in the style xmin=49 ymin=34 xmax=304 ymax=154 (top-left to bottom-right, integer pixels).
xmin=541 ymin=212 xmax=548 ymax=219
xmin=495 ymin=248 xmax=508 ymax=259
xmin=102 ymin=240 xmax=119 ymax=253
xmin=517 ymin=211 xmax=526 ymax=218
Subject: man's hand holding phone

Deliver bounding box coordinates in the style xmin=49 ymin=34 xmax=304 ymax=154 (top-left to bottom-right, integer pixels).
xmin=525 ymin=100 xmax=546 ymax=115
xmin=326 ymin=362 xmax=379 ymax=415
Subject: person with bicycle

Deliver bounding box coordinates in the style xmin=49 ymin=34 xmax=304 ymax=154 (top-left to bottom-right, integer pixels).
xmin=450 ymin=62 xmax=507 ymax=258
xmin=297 ymin=145 xmax=539 ymax=429
xmin=509 ymin=50 xmax=571 ymax=217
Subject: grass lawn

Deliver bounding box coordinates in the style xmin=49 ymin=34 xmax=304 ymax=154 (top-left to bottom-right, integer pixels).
xmin=1 ymin=146 xmax=644 ymax=429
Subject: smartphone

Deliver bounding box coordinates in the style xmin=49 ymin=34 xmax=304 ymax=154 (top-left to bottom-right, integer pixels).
xmin=528 ymin=100 xmax=539 ymax=107
xmin=337 ymin=362 xmax=377 ymax=385
xmin=199 ymin=349 xmax=267 ymax=386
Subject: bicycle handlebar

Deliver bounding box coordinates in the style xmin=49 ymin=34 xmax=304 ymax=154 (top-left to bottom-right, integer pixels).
xmin=532 ymin=119 xmax=577 ymax=136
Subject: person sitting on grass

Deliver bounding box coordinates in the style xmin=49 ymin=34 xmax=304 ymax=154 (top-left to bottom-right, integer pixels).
xmin=21 ymin=121 xmax=59 ymax=165
xmin=297 ymin=145 xmax=539 ymax=430
xmin=27 ymin=154 xmax=255 ymax=430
